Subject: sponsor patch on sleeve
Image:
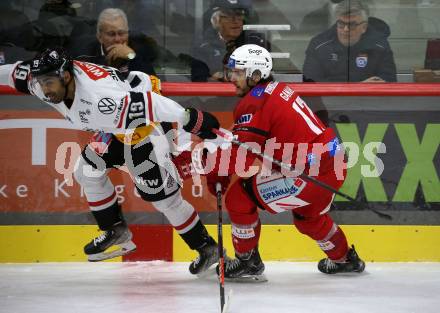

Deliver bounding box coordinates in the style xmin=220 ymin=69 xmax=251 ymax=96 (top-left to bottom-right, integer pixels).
xmin=264 ymin=81 xmax=279 ymax=95
xmin=251 ymin=86 xmax=265 ymax=98
xmin=236 ymin=113 xmax=253 ymax=124
xmin=328 ymin=137 xmax=341 ymax=157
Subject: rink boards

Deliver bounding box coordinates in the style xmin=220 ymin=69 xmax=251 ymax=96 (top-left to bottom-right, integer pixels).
xmin=0 ymin=224 xmax=439 ymax=262
xmin=1 ymin=104 xmax=439 ymax=263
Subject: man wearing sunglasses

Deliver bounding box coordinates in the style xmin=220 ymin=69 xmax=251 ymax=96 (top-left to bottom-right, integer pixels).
xmin=303 ymin=0 xmax=396 ymax=83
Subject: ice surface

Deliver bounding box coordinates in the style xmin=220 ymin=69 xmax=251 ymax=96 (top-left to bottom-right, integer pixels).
xmin=1 ymin=262 xmax=439 ymax=313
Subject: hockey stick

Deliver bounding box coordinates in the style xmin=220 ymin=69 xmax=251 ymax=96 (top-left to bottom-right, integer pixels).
xmin=216 ymin=182 xmax=226 ymax=312
xmin=212 ymin=129 xmax=392 ymax=220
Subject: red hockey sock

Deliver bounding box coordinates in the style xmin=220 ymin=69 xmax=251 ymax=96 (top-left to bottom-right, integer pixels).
xmin=316 ymin=224 xmax=349 ymax=261
xmin=231 ymin=219 xmax=261 ymax=254
xmin=295 ymin=214 xmax=348 ymax=261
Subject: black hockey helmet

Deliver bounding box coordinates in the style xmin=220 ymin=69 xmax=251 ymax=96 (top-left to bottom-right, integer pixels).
xmin=30 ymin=46 xmax=72 ymax=78
xmin=211 ymin=0 xmax=249 ymax=16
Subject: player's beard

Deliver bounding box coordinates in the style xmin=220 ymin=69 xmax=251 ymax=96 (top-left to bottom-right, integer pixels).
xmin=47 ymin=86 xmax=67 ymax=104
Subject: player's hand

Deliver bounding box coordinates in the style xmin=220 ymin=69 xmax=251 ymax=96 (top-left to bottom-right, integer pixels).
xmin=183 ymin=108 xmax=220 ymax=140
xmin=106 ymin=44 xmax=135 ymax=62
xmin=209 ymin=71 xmax=225 ymax=82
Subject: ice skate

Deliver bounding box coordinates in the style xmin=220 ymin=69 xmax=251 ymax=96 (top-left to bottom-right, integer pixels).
xmin=218 ymin=248 xmax=267 ymax=282
xmin=318 ymin=245 xmax=365 ymax=274
xmin=84 ymin=223 xmax=136 ymax=262
xmin=189 ymin=239 xmax=221 ymax=276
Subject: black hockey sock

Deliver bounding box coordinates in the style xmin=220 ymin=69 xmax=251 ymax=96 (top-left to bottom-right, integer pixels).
xmin=91 ymin=202 xmax=125 ymax=231
xmin=179 ymin=220 xmax=215 ymax=250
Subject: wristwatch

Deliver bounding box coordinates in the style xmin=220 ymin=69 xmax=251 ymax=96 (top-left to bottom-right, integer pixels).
xmin=127 ymin=52 xmax=136 ymax=60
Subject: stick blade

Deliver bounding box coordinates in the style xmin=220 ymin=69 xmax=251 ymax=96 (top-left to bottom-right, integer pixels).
xmin=222 ymin=289 xmax=233 ymax=313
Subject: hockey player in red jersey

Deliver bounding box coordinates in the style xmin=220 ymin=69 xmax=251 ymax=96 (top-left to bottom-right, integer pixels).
xmin=0 ymin=47 xmax=222 ymax=274
xmin=204 ymin=44 xmax=365 ymax=279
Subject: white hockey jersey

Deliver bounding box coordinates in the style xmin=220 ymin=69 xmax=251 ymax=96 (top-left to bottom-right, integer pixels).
xmin=0 ymin=61 xmax=187 ymax=134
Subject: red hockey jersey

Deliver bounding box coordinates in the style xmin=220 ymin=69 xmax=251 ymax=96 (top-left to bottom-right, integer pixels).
xmin=216 ymin=81 xmax=343 ymax=178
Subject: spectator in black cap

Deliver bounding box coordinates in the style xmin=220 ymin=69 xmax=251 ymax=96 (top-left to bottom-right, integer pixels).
xmin=190 ymin=0 xmax=269 ymax=82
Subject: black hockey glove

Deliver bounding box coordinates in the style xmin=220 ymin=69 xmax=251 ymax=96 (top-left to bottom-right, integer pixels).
xmin=183 ymin=108 xmax=220 ymax=140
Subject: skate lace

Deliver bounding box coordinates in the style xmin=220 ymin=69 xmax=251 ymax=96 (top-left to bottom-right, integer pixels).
xmin=193 ymin=255 xmax=202 ymax=267
xmin=323 ymin=258 xmax=338 ymax=271
xmin=225 ymin=258 xmax=241 ymax=272
xmin=93 ymin=231 xmax=110 ymax=245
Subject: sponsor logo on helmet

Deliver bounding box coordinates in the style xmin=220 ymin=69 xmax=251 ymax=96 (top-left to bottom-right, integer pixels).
xmin=248 ymin=48 xmax=262 ymax=55
xmin=228 ymin=58 xmax=236 ymax=68
xmin=98 ymin=98 xmax=117 ymax=114
xmin=49 ymin=51 xmax=59 ymax=60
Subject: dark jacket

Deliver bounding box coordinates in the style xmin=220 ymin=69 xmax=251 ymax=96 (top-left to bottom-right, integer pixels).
xmin=74 ymin=32 xmax=158 ymax=76
xmin=190 ymin=28 xmax=269 ymax=82
xmin=303 ymin=21 xmax=397 ymax=82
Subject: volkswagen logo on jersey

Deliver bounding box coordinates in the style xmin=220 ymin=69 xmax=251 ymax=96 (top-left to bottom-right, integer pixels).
xmin=98 ymin=98 xmax=116 ymax=114
xmin=356 ymin=56 xmax=368 ymax=68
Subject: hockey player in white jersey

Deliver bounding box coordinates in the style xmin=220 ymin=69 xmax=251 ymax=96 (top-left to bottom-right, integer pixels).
xmin=0 ymin=47 xmax=218 ymax=137
xmin=0 ymin=47 xmax=222 ymax=274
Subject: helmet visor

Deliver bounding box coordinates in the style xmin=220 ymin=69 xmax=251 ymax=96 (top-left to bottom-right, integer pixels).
xmin=224 ymin=66 xmax=246 ymax=81
xmin=30 ymin=72 xmax=65 ymax=104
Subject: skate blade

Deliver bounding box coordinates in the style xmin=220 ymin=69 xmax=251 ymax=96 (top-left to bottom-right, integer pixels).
xmin=225 ymin=273 xmax=268 ymax=283
xmin=87 ymin=241 xmax=137 ymax=262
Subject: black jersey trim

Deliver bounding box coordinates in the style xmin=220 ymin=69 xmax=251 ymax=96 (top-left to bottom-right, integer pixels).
xmin=233 ymin=126 xmax=269 ymax=138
